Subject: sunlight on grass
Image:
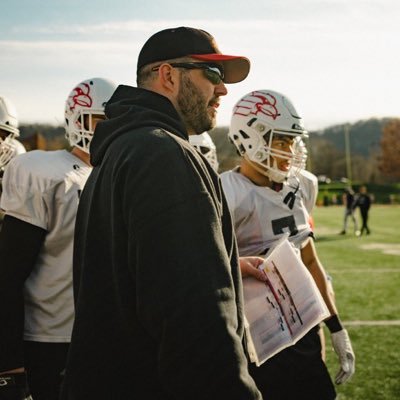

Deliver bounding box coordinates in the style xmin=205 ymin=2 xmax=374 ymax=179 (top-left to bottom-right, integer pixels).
xmin=314 ymin=205 xmax=400 ymax=399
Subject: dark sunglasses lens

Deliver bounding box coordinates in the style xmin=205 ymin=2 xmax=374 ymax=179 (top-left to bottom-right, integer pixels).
xmin=203 ymin=68 xmax=222 ymax=84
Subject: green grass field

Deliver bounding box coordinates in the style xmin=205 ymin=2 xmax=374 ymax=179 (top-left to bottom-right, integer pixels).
xmin=313 ymin=205 xmax=400 ymax=399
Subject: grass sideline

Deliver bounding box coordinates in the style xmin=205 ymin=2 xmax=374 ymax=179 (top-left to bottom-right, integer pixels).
xmin=313 ymin=205 xmax=400 ymax=399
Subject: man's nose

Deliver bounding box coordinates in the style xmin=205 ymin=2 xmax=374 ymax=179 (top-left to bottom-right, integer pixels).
xmin=215 ymin=81 xmax=228 ymax=96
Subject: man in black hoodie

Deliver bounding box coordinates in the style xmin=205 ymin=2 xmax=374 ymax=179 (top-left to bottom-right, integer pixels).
xmin=61 ymin=27 xmax=263 ymax=399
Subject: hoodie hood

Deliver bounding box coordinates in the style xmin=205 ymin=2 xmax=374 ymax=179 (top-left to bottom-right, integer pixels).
xmin=90 ymin=85 xmax=187 ymax=166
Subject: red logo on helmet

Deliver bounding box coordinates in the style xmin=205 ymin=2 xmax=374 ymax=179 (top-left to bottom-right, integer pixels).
xmin=68 ymin=83 xmax=93 ymax=111
xmin=233 ymin=91 xmax=280 ymax=120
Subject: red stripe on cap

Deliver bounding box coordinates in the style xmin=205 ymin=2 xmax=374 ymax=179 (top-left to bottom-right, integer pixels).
xmin=190 ymin=54 xmax=247 ymax=61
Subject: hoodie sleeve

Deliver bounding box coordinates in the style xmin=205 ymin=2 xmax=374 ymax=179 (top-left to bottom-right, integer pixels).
xmin=124 ymin=136 xmax=262 ymax=399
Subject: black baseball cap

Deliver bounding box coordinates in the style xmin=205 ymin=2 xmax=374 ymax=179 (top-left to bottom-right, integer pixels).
xmin=137 ymin=27 xmax=250 ymax=84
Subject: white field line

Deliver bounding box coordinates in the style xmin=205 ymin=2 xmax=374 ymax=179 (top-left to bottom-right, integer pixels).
xmin=328 ymin=269 xmax=400 ymax=273
xmin=343 ymin=320 xmax=400 ymax=326
xmin=360 ymin=243 xmax=400 ymax=256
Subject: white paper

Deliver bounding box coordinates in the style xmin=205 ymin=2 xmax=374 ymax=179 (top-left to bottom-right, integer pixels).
xmin=242 ymin=237 xmax=330 ymax=366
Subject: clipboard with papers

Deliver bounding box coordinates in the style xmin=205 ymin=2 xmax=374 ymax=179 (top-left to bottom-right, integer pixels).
xmin=242 ymin=236 xmax=330 ymax=366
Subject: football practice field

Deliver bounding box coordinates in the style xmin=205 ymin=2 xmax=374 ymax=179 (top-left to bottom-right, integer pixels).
xmin=313 ymin=205 xmax=400 ymax=400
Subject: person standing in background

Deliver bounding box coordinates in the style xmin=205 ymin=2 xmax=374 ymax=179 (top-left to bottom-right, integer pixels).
xmin=340 ymin=187 xmax=359 ymax=236
xmin=354 ymin=185 xmax=371 ymax=235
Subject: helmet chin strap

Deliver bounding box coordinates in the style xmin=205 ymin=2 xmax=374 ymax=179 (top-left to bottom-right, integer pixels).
xmin=244 ymin=156 xmax=288 ymax=183
xmin=266 ymin=162 xmax=288 ymax=183
xmin=266 ymin=157 xmax=288 ymax=183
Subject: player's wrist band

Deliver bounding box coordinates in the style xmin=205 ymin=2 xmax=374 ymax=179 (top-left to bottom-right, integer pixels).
xmin=325 ymin=314 xmax=343 ymax=333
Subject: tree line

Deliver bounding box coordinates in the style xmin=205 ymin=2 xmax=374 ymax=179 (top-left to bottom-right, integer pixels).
xmin=210 ymin=117 xmax=399 ymax=184
xmin=17 ymin=117 xmax=400 ymax=184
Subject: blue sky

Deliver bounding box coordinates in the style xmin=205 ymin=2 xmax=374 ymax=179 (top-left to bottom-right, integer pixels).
xmin=2 ymin=0 xmax=399 ymax=129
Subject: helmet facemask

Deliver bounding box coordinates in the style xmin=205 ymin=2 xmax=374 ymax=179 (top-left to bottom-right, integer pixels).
xmin=0 ymin=96 xmax=23 ymax=171
xmin=0 ymin=133 xmax=25 ymax=171
xmin=65 ymin=108 xmax=105 ymax=153
xmin=0 ymin=135 xmax=17 ymax=170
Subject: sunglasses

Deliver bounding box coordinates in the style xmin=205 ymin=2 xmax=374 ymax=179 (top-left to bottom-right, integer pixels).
xmin=152 ymin=62 xmax=225 ymax=85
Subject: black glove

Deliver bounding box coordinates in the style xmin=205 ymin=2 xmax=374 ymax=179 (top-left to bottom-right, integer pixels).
xmin=0 ymin=372 xmax=32 ymax=400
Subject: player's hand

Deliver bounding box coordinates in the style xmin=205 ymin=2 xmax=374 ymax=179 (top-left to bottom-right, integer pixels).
xmin=331 ymin=329 xmax=355 ymax=384
xmin=0 ymin=372 xmax=33 ymax=399
xmin=239 ymin=257 xmax=267 ymax=282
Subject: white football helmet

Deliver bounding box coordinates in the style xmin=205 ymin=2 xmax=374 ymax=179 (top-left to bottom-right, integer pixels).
xmin=0 ymin=96 xmax=20 ymax=137
xmin=0 ymin=96 xmax=22 ymax=172
xmin=229 ymin=90 xmax=308 ymax=183
xmin=189 ymin=132 xmax=219 ymax=171
xmin=64 ymin=77 xmax=117 ymax=153
xmin=0 ymin=138 xmax=26 ymax=171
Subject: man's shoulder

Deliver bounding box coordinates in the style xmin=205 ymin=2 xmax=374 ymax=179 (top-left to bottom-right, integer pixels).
xmin=111 ymin=127 xmax=186 ymax=153
xmin=105 ymin=128 xmax=201 ymax=185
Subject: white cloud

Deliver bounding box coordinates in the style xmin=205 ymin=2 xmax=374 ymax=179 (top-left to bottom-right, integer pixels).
xmin=2 ymin=5 xmax=400 ymax=129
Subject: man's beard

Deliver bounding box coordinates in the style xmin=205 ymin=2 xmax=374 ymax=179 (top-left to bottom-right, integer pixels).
xmin=177 ymin=73 xmax=216 ymax=134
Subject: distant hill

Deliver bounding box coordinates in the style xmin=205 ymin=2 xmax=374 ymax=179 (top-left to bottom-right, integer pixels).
xmin=15 ymin=118 xmax=390 ymax=179
xmin=18 ymin=117 xmax=391 ymax=155
xmin=19 ymin=124 xmax=65 ymax=141
xmin=210 ymin=117 xmax=400 ymax=184
xmin=18 ymin=123 xmax=69 ymax=151
xmin=210 ymin=117 xmax=394 ymax=173
xmin=310 ymin=117 xmax=393 ymax=157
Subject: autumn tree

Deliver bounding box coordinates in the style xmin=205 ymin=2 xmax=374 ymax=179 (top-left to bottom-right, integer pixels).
xmin=379 ymin=119 xmax=400 ymax=179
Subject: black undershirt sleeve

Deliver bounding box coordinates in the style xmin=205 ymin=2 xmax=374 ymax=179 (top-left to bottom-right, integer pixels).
xmin=0 ymin=215 xmax=46 ymax=371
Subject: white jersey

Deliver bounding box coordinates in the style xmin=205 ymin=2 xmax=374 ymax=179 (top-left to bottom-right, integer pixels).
xmin=221 ymin=168 xmax=318 ymax=256
xmin=0 ymin=150 xmax=91 ymax=342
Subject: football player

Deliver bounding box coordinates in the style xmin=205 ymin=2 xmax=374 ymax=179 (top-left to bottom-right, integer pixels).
xmin=221 ymin=90 xmax=355 ymax=399
xmin=0 ymin=77 xmax=117 ymax=400
xmin=189 ymin=131 xmax=219 ymax=172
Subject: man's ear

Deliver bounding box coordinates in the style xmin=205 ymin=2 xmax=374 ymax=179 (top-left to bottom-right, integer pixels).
xmin=157 ymin=63 xmax=180 ymax=94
